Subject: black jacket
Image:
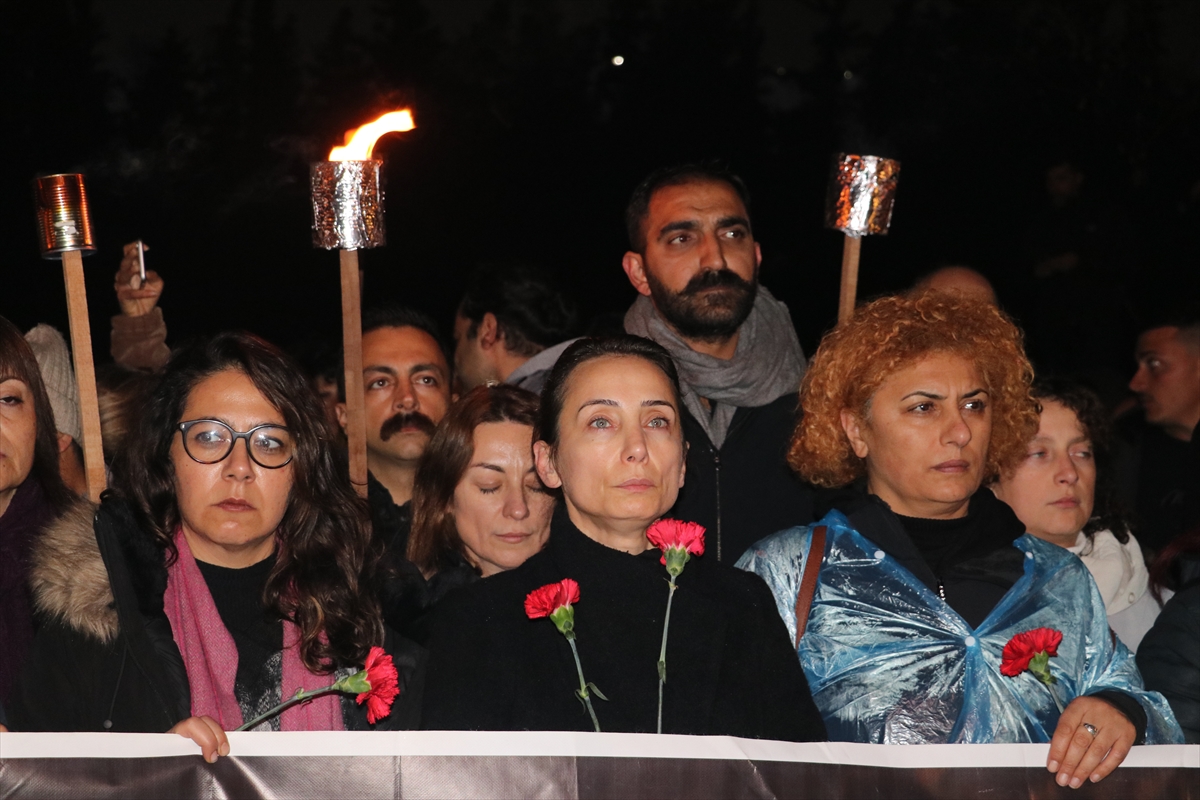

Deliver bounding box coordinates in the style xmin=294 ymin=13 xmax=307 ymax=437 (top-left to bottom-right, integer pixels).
xmin=420 ymin=506 xmax=826 ymax=741
xmin=824 ymin=487 xmax=1029 ymax=628
xmin=1112 ymin=416 xmax=1200 ymax=558
xmin=368 ymin=472 xmax=433 ymax=638
xmin=674 ymin=393 xmax=814 ymax=564
xmin=368 ymin=472 xmax=412 ymax=558
xmin=9 ymin=496 xmax=425 ymax=733
xmin=1138 ymin=583 xmax=1200 ymax=743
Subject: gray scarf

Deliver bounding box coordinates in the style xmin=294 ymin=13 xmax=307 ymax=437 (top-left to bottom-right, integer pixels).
xmin=624 ymin=286 xmax=806 ymax=447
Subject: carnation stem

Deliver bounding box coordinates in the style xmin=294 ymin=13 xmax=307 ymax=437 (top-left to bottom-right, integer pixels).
xmin=567 ymin=637 xmax=602 ymax=733
xmin=1047 ymin=681 xmax=1064 ymax=714
xmin=656 ymin=578 xmax=678 ymax=735
xmin=235 ymin=686 xmax=339 ymax=732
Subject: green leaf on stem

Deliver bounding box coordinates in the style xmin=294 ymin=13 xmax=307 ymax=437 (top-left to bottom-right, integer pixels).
xmin=333 ymin=669 xmax=371 ymax=695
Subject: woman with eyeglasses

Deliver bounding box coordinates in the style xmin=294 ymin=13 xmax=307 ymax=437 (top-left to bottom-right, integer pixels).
xmin=9 ymin=332 xmax=425 ymax=760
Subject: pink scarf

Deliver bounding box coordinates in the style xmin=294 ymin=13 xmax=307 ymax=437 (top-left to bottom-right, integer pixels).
xmin=163 ymin=531 xmax=345 ymax=731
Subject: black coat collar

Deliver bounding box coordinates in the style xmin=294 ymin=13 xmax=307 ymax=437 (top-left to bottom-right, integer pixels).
xmin=832 ymin=487 xmax=1027 ymax=602
xmin=93 ymin=494 xmax=190 ymax=728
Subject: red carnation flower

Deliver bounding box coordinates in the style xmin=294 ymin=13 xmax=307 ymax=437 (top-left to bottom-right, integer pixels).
xmin=646 ymin=518 xmax=706 ymax=733
xmin=524 ymin=578 xmax=581 ymax=619
xmin=356 ymin=645 xmax=400 ymax=725
xmin=1000 ymin=628 xmax=1063 ymax=677
xmin=647 ymin=519 xmax=706 ymax=569
xmin=523 ymin=578 xmax=602 ymax=731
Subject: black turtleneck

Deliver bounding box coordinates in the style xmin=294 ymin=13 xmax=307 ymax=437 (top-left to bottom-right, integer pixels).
xmin=196 ymin=553 xmax=282 ymax=721
xmin=839 ymin=489 xmax=1026 ymax=628
xmin=420 ymin=505 xmax=826 ymax=741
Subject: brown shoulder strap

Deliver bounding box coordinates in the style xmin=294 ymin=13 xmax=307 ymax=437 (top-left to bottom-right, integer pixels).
xmin=793 ymin=525 xmax=827 ymax=648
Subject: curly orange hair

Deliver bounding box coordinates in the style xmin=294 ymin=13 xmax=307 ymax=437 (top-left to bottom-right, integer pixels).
xmin=790 ymin=291 xmax=1038 ymax=488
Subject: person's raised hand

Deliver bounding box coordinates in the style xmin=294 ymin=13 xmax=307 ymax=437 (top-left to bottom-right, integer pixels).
xmin=1047 ymin=695 xmax=1136 ymax=788
xmin=114 ymin=241 xmax=164 ymax=317
xmin=168 ymin=715 xmax=230 ymax=763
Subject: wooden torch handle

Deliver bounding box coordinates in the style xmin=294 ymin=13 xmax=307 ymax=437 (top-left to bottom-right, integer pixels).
xmin=340 ymin=249 xmax=369 ymax=498
xmin=837 ymin=234 xmax=863 ymax=325
xmin=61 ymin=250 xmax=107 ymax=503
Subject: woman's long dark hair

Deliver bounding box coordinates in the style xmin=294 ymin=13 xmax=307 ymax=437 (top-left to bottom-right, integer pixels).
xmin=111 ymin=331 xmax=382 ymax=672
xmin=0 ymin=316 xmax=72 ymax=515
xmin=408 ymin=383 xmax=541 ymax=576
xmin=1031 ymin=378 xmax=1132 ymax=543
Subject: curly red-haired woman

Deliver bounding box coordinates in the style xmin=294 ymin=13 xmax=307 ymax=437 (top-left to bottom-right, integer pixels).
xmin=738 ymin=292 xmax=1182 ymax=787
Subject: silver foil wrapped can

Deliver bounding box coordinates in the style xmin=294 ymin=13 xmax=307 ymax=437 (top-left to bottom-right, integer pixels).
xmin=311 ymin=160 xmax=385 ymax=250
xmin=824 ymin=154 xmax=901 ymax=237
xmin=33 ymin=173 xmax=97 ymax=258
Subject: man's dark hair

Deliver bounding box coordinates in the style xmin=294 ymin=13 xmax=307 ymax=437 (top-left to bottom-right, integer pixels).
xmin=338 ymin=305 xmax=452 ymax=401
xmin=458 ymin=264 xmax=578 ymax=357
xmin=362 ymin=304 xmax=447 ymax=348
xmin=625 ymin=162 xmax=752 ymax=253
xmin=1137 ymin=303 xmax=1200 ymax=352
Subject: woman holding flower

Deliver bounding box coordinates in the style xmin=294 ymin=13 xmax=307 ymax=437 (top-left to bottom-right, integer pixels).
xmin=9 ymin=333 xmax=423 ymax=759
xmin=421 ymin=336 xmax=824 ymax=740
xmin=738 ymin=292 xmax=1181 ymax=788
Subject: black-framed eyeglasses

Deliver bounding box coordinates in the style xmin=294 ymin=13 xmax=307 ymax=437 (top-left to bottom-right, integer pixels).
xmin=177 ymin=419 xmax=295 ymax=469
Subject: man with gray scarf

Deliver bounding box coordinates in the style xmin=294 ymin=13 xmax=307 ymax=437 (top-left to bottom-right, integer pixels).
xmin=622 ymin=164 xmax=814 ymax=563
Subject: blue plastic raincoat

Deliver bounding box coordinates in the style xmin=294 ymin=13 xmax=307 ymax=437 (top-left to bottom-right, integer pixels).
xmin=737 ymin=510 xmax=1184 ymax=744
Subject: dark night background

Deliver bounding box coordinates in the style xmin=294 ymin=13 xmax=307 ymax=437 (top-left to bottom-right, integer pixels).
xmin=3 ymin=0 xmax=1199 ymax=396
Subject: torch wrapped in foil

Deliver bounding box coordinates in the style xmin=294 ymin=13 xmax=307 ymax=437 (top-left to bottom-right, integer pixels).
xmin=33 ymin=173 xmax=97 ymax=258
xmin=824 ymin=154 xmax=901 ymax=238
xmin=311 ymin=160 xmax=385 ymax=250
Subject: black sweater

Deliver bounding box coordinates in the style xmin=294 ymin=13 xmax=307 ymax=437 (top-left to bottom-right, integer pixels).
xmin=675 ymin=393 xmax=815 ymax=564
xmin=421 ymin=506 xmax=826 ymax=741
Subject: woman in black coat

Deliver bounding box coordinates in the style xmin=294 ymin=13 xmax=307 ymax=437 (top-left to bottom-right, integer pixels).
xmin=10 ymin=333 xmax=425 ymax=757
xmin=1138 ymin=531 xmax=1200 ymax=743
xmin=0 ymin=317 xmax=74 ymax=712
xmin=420 ymin=336 xmax=825 ymax=741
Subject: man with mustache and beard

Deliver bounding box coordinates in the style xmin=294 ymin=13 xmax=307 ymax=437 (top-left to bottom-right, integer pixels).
xmin=622 ymin=163 xmax=814 ymax=563
xmin=336 ymin=306 xmax=455 ymax=631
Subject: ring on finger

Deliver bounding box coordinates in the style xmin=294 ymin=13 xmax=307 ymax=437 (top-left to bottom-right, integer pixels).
xmin=1082 ymin=723 xmax=1098 ymax=738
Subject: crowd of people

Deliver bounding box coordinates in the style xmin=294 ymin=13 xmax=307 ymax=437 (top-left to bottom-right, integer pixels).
xmin=1 ymin=163 xmax=1196 ymax=788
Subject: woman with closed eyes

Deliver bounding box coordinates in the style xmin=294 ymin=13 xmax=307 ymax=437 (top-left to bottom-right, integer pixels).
xmin=404 ymin=384 xmax=554 ymax=631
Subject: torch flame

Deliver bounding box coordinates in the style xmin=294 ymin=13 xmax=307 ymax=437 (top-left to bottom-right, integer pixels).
xmin=328 ymin=109 xmax=415 ymax=161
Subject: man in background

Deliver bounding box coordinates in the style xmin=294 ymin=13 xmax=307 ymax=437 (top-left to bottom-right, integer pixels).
xmin=621 ymin=163 xmax=813 ymax=563
xmin=1115 ymin=311 xmax=1200 ymax=560
xmin=452 ymin=263 xmax=578 ymax=395
xmin=338 ymin=305 xmax=455 ymax=558
xmin=913 ymin=265 xmax=998 ymax=306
